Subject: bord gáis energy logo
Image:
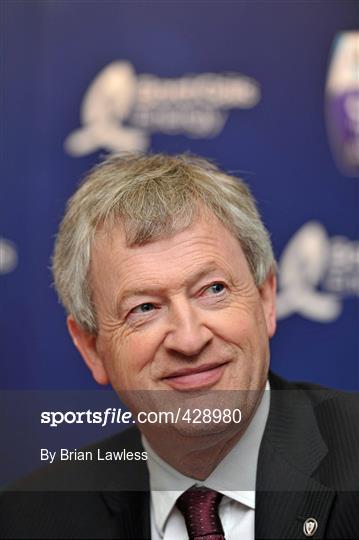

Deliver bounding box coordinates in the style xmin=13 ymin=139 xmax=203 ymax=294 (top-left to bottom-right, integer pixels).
xmin=276 ymin=222 xmax=359 ymax=322
xmin=64 ymin=61 xmax=261 ymax=155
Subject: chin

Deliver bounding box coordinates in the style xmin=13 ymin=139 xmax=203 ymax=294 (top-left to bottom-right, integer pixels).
xmin=169 ymin=417 xmax=240 ymax=440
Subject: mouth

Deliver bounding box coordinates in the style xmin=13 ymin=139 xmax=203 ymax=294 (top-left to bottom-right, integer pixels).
xmin=162 ymin=362 xmax=229 ymax=391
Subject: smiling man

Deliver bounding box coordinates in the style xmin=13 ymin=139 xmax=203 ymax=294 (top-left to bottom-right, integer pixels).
xmin=68 ymin=205 xmax=275 ymax=484
xmin=58 ymin=154 xmax=276 ymax=491
xmin=1 ymin=154 xmax=358 ymax=539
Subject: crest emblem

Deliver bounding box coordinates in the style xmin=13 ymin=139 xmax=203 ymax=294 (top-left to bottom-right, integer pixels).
xmin=303 ymin=517 xmax=318 ymax=537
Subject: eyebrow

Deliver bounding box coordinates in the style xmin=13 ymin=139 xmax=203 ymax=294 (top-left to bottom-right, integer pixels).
xmin=116 ymin=262 xmax=225 ymax=309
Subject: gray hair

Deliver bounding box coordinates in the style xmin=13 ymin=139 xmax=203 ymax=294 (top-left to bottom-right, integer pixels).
xmin=52 ymin=153 xmax=275 ymax=334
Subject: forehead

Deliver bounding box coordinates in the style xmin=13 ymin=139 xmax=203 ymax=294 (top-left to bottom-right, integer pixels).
xmin=90 ymin=216 xmax=251 ymax=297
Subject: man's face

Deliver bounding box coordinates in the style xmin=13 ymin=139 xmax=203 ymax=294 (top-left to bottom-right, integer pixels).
xmin=69 ymin=214 xmax=276 ymax=434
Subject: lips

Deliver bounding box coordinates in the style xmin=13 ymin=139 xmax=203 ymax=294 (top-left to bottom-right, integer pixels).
xmin=162 ymin=362 xmax=229 ymax=391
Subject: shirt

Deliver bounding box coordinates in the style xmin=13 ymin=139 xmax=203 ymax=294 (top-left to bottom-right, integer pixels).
xmin=142 ymin=382 xmax=270 ymax=540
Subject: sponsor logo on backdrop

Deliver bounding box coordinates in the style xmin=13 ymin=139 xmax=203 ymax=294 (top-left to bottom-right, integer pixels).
xmin=64 ymin=61 xmax=261 ymax=155
xmin=0 ymin=237 xmax=18 ymax=274
xmin=276 ymin=222 xmax=359 ymax=321
xmin=326 ymin=31 xmax=359 ymax=177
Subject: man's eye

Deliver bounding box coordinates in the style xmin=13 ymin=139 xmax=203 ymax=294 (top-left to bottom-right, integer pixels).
xmin=132 ymin=303 xmax=155 ymax=314
xmin=207 ymin=283 xmax=225 ymax=294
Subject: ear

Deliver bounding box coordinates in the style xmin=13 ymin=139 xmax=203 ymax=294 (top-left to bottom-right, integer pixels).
xmin=67 ymin=315 xmax=110 ymax=385
xmin=258 ymin=271 xmax=277 ymax=338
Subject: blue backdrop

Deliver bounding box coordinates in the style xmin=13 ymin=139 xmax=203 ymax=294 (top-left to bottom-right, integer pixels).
xmin=1 ymin=1 xmax=358 ymax=391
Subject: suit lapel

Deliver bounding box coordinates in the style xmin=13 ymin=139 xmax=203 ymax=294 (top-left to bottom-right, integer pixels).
xmin=99 ymin=428 xmax=151 ymax=539
xmin=101 ymin=490 xmax=151 ymax=539
xmin=255 ymin=373 xmax=335 ymax=539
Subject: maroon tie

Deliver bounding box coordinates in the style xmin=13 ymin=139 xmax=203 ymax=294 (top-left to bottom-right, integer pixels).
xmin=176 ymin=487 xmax=225 ymax=540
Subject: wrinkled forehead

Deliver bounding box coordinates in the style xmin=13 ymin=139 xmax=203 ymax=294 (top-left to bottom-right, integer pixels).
xmin=90 ymin=212 xmax=248 ymax=282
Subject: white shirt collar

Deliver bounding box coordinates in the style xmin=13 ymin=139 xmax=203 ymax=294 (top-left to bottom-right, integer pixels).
xmin=142 ymin=381 xmax=270 ymax=536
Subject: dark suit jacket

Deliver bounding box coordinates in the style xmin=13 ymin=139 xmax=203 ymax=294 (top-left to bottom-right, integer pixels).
xmin=1 ymin=372 xmax=359 ymax=539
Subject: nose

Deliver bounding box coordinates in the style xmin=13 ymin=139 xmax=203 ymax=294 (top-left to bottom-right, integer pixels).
xmin=163 ymin=297 xmax=213 ymax=357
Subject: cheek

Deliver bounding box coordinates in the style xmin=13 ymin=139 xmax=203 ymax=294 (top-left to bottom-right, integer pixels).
xmin=208 ymin=307 xmax=256 ymax=343
xmin=209 ymin=305 xmax=269 ymax=361
xmin=102 ymin=328 xmax=163 ymax=385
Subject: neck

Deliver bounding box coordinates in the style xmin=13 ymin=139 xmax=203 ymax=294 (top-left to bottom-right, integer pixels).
xmin=144 ymin=415 xmax=252 ymax=480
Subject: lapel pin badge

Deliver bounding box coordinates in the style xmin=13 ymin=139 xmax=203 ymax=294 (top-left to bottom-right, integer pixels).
xmin=303 ymin=517 xmax=318 ymax=537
